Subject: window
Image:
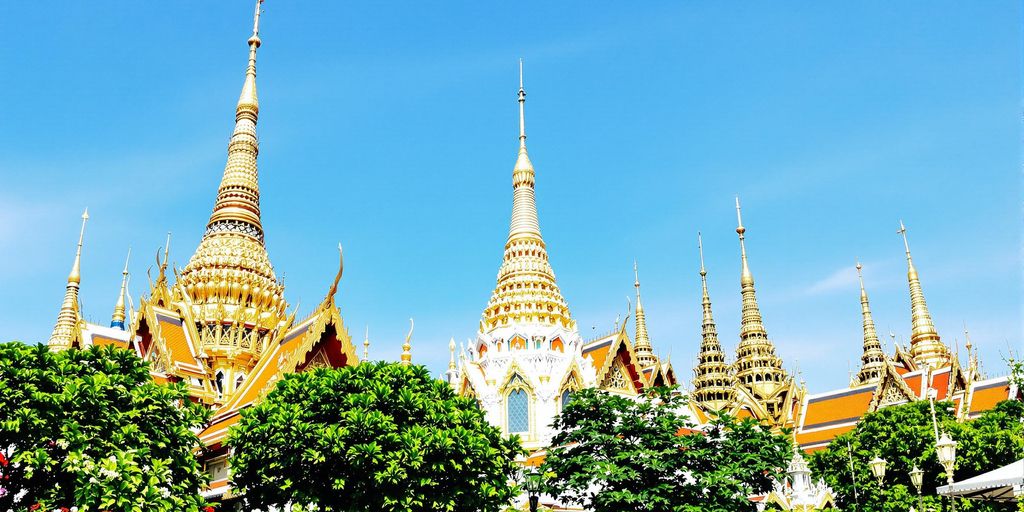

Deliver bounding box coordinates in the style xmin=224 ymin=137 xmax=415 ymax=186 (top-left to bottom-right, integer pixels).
xmin=215 ymin=371 xmax=224 ymax=395
xmin=507 ymin=389 xmax=529 ymax=433
xmin=560 ymin=389 xmax=572 ymax=411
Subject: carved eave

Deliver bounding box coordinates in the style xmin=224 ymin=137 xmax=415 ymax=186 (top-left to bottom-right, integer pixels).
xmin=498 ymin=359 xmax=537 ymax=393
xmin=868 ymin=360 xmax=919 ymax=412
xmin=557 ymin=360 xmax=585 ymax=393
xmin=591 ymin=332 xmax=644 ymax=395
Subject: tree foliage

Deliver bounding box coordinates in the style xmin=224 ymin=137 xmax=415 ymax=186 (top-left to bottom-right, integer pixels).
xmin=540 ymin=386 xmax=791 ymax=512
xmin=808 ymin=399 xmax=1024 ymax=512
xmin=228 ymin=361 xmax=523 ymax=512
xmin=0 ymin=342 xmax=210 ymax=511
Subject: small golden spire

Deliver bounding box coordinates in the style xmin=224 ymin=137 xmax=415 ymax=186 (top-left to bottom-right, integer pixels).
xmin=897 ymin=220 xmax=949 ymax=368
xmin=401 ymin=318 xmax=414 ymax=366
xmin=111 ymin=248 xmax=131 ymax=329
xmin=852 ymin=261 xmax=886 ymax=386
xmin=632 ymin=260 xmax=656 ymax=368
xmin=735 ymin=197 xmax=752 ymax=286
xmin=48 ymin=209 xmax=89 ymax=349
xmin=363 ymin=325 xmax=370 ymax=361
xmin=692 ymin=231 xmax=736 ymax=410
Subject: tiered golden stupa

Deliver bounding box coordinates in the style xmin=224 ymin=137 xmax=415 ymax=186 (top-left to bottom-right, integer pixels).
xmin=690 ymin=232 xmax=737 ymax=411
xmin=46 ymin=2 xmax=358 ymax=500
xmin=729 ymin=198 xmax=801 ymax=427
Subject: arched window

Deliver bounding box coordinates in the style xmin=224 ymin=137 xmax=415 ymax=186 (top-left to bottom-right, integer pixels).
xmin=235 ymin=373 xmax=245 ymax=390
xmin=215 ymin=371 xmax=224 ymax=395
xmin=507 ymin=389 xmax=529 ymax=434
xmin=560 ymin=389 xmax=572 ymax=411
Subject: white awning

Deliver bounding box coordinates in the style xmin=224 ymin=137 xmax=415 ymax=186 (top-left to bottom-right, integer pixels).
xmin=937 ymin=459 xmax=1023 ymax=502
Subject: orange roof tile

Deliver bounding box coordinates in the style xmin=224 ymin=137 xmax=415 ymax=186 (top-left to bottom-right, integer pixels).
xmin=199 ymin=412 xmax=242 ymax=448
xmin=931 ymin=369 xmax=952 ymax=399
xmin=902 ymin=373 xmax=923 ymax=398
xmin=968 ymin=378 xmax=1011 ymax=416
xmin=91 ymin=334 xmax=128 ymax=349
xmin=156 ymin=315 xmax=203 ymax=376
xmin=797 ymin=423 xmax=856 ymax=451
xmin=801 ymin=387 xmax=874 ymax=430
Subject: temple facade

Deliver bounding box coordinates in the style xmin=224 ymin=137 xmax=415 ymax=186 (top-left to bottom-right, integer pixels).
xmin=45 ymin=1 xmax=359 ymax=502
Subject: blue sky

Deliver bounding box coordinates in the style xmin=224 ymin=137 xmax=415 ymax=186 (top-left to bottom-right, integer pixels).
xmin=0 ymin=2 xmax=1019 ymax=392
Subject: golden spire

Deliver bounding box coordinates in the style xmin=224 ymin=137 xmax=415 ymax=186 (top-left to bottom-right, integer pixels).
xmin=852 ymin=262 xmax=886 ymax=386
xmin=49 ymin=209 xmax=89 ymax=349
xmin=732 ymin=198 xmax=790 ymax=415
xmin=692 ymin=231 xmax=736 ymax=410
xmin=178 ymin=0 xmax=286 ymax=333
xmin=401 ymin=319 xmax=414 ymax=366
xmin=632 ymin=260 xmax=657 ymax=368
xmin=111 ymin=248 xmax=131 ymax=329
xmin=897 ymin=220 xmax=950 ymax=368
xmin=481 ymin=60 xmax=573 ymax=333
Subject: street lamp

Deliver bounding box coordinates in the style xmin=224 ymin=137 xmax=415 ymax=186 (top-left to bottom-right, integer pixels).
xmin=869 ymin=456 xmax=887 ymax=489
xmin=522 ymin=468 xmax=542 ymax=512
xmin=937 ymin=432 xmax=957 ymax=512
xmin=909 ymin=465 xmax=924 ymax=512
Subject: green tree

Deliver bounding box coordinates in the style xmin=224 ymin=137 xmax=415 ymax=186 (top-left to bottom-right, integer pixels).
xmin=0 ymin=342 xmax=210 ymax=511
xmin=808 ymin=399 xmax=1024 ymax=512
xmin=540 ymin=386 xmax=791 ymax=512
xmin=228 ymin=361 xmax=523 ymax=512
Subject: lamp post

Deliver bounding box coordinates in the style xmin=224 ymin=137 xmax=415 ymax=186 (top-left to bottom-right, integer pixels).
xmin=909 ymin=465 xmax=924 ymax=512
xmin=869 ymin=456 xmax=887 ymax=497
xmin=936 ymin=433 xmax=957 ymax=512
xmin=522 ymin=468 xmax=542 ymax=512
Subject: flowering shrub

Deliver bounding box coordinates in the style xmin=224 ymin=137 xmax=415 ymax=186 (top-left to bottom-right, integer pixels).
xmin=0 ymin=343 xmax=210 ymax=511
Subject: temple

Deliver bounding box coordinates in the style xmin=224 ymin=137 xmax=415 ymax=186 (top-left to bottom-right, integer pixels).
xmin=45 ymin=1 xmax=359 ymax=502
xmin=451 ymin=62 xmax=676 ymax=452
xmin=791 ymin=221 xmax=1015 ymax=453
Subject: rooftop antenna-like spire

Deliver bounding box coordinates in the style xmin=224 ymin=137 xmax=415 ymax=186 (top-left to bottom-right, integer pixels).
xmin=518 ymin=58 xmax=526 ymax=147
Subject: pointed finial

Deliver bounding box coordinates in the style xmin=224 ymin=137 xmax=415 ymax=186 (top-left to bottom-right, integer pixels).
xmin=897 ymin=219 xmax=911 ymax=259
xmin=518 ymin=58 xmax=527 ymax=147
xmin=68 ymin=209 xmax=89 ymax=284
xmin=735 ymin=197 xmax=753 ymax=285
xmin=252 ymin=0 xmax=263 ymax=40
xmin=163 ymin=232 xmax=171 ymax=265
xmin=633 ymin=259 xmax=641 ymax=294
xmin=111 ymin=248 xmax=131 ymax=329
xmin=963 ymin=322 xmax=972 ymax=352
xmin=698 ymin=231 xmax=707 ymax=277
xmin=363 ymin=325 xmax=370 ymax=361
xmin=401 ymin=318 xmax=414 ymax=365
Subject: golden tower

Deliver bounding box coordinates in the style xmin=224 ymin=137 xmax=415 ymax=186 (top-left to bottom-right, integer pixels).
xmin=48 ymin=209 xmax=89 ymax=350
xmin=897 ymin=221 xmax=950 ymax=368
xmin=481 ymin=60 xmax=573 ymax=333
xmin=732 ymin=198 xmax=792 ymax=422
xmin=691 ymin=232 xmax=736 ymax=411
xmin=851 ymin=262 xmax=886 ymax=386
xmin=175 ymin=1 xmax=288 ymax=377
xmin=632 ymin=261 xmax=657 ymax=369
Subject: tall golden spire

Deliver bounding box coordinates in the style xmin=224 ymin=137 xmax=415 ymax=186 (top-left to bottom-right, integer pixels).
xmin=481 ymin=60 xmax=573 ymax=333
xmin=852 ymin=262 xmax=886 ymax=386
xmin=632 ymin=260 xmax=657 ymax=368
xmin=49 ymin=209 xmax=89 ymax=349
xmin=110 ymin=249 xmax=131 ymax=329
xmin=897 ymin=220 xmax=950 ymax=368
xmin=178 ymin=0 xmax=286 ymax=329
xmin=691 ymin=231 xmax=736 ymax=410
xmin=732 ymin=198 xmax=790 ymax=414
